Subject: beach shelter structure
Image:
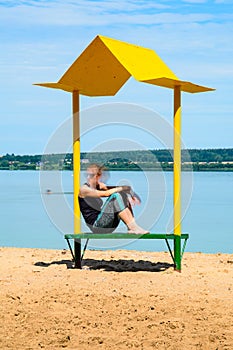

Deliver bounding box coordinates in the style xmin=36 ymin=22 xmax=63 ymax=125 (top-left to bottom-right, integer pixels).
xmin=35 ymin=35 xmax=214 ymax=271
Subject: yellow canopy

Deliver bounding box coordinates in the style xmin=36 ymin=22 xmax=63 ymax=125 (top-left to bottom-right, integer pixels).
xmin=34 ymin=35 xmax=214 ymax=96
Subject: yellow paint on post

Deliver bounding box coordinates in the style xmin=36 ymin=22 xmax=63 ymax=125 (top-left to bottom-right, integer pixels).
xmin=174 ymin=85 xmax=181 ymax=236
xmin=73 ymin=91 xmax=81 ymax=234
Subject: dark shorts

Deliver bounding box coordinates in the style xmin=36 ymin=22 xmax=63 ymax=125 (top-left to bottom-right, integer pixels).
xmin=90 ymin=192 xmax=131 ymax=233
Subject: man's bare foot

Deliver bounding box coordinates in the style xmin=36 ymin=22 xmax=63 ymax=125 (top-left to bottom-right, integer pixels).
xmin=128 ymin=229 xmax=149 ymax=234
xmin=127 ymin=219 xmax=149 ymax=234
xmin=127 ymin=224 xmax=149 ymax=234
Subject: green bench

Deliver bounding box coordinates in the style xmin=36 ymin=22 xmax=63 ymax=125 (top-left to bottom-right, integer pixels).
xmin=64 ymin=233 xmax=189 ymax=271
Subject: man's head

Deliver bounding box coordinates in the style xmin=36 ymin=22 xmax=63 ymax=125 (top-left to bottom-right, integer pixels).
xmin=86 ymin=164 xmax=104 ymax=183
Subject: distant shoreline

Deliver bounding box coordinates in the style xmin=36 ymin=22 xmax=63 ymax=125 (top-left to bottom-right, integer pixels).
xmin=0 ymin=167 xmax=233 ymax=172
xmin=1 ymin=148 xmax=233 ymax=172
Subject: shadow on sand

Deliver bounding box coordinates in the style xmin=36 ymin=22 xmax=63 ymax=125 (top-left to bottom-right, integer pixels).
xmin=35 ymin=258 xmax=174 ymax=272
xmin=35 ymin=259 xmax=74 ymax=269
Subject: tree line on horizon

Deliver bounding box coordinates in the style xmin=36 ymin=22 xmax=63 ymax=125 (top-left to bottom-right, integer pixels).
xmin=0 ymin=148 xmax=233 ymax=171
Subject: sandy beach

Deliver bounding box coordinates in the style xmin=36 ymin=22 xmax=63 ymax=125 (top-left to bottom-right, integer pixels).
xmin=0 ymin=247 xmax=232 ymax=349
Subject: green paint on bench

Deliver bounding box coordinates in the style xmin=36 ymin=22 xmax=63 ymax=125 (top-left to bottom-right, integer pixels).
xmin=64 ymin=233 xmax=189 ymax=270
xmin=64 ymin=233 xmax=189 ymax=240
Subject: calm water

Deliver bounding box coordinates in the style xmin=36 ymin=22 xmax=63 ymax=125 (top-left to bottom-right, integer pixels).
xmin=0 ymin=170 xmax=232 ymax=253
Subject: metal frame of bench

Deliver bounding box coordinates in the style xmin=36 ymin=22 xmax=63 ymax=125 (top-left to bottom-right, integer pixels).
xmin=64 ymin=233 xmax=189 ymax=271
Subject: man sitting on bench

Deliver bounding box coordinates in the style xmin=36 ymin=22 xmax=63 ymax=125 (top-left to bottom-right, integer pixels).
xmin=78 ymin=163 xmax=149 ymax=234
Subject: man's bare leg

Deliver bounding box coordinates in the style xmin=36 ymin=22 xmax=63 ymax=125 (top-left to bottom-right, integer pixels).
xmin=118 ymin=208 xmax=149 ymax=234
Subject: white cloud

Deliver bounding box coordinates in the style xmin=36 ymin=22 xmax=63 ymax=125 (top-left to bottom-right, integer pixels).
xmin=214 ymin=0 xmax=233 ymax=3
xmin=182 ymin=0 xmax=207 ymax=3
xmin=1 ymin=0 xmax=171 ymax=11
xmin=0 ymin=0 xmax=173 ymax=17
xmin=0 ymin=1 xmax=220 ymax=27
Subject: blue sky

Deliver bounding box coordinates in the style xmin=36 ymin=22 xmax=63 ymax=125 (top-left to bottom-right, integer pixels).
xmin=0 ymin=0 xmax=232 ymax=154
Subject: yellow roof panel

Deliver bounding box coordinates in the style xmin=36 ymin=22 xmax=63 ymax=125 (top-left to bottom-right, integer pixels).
xmin=143 ymin=77 xmax=215 ymax=93
xmin=34 ymin=35 xmax=214 ymax=95
xmin=98 ymin=35 xmax=178 ymax=82
xmin=58 ymin=36 xmax=130 ymax=96
xmin=33 ymin=82 xmax=74 ymax=92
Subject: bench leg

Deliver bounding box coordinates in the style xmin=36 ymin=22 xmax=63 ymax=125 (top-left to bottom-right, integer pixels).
xmin=174 ymin=235 xmax=181 ymax=272
xmin=74 ymin=239 xmax=82 ymax=269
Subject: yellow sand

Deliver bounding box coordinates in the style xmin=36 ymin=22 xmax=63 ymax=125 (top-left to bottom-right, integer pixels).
xmin=0 ymin=247 xmax=232 ymax=349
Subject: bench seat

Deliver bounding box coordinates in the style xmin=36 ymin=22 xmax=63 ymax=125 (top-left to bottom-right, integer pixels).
xmin=64 ymin=233 xmax=189 ymax=270
xmin=65 ymin=233 xmax=189 ymax=240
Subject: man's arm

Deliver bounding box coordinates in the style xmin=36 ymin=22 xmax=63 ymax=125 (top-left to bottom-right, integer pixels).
xmin=106 ymin=185 xmax=141 ymax=203
xmin=79 ymin=184 xmax=127 ymax=198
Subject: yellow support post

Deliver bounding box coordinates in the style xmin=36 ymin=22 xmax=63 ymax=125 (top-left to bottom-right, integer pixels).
xmin=173 ymin=85 xmax=182 ymax=271
xmin=73 ymin=90 xmax=81 ymax=268
xmin=72 ymin=90 xmax=81 ymax=234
